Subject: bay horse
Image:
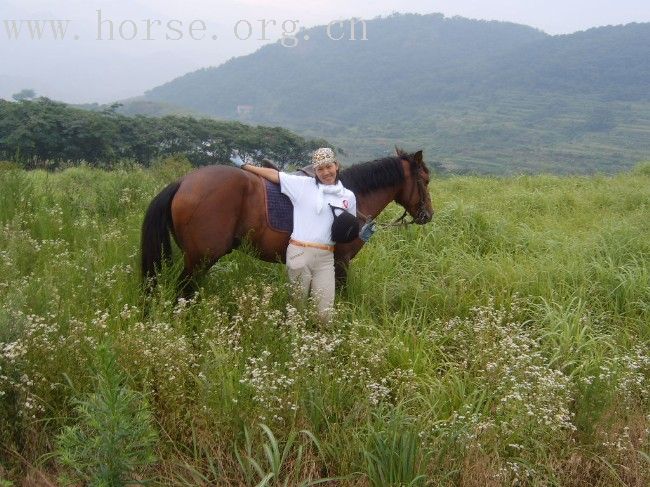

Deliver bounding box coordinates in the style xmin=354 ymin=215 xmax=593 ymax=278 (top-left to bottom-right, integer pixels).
xmin=141 ymin=149 xmax=433 ymax=295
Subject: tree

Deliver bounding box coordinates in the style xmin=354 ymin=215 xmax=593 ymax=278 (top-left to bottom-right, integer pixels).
xmin=11 ymin=89 xmax=36 ymax=101
xmin=101 ymin=102 xmax=123 ymax=116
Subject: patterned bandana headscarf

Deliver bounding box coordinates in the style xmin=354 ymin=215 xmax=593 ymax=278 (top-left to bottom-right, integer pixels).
xmin=311 ymin=148 xmax=343 ymax=213
xmin=311 ymin=148 xmax=338 ymax=168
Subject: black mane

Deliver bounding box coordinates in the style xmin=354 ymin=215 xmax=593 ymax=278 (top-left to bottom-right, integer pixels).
xmin=339 ymin=156 xmax=406 ymax=195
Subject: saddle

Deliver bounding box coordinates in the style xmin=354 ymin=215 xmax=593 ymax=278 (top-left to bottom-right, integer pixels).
xmin=260 ymin=158 xmax=314 ymax=234
xmin=263 ymin=180 xmax=293 ymax=233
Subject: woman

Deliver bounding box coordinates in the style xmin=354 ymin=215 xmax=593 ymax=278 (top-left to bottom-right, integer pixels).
xmin=230 ymin=148 xmax=373 ymax=321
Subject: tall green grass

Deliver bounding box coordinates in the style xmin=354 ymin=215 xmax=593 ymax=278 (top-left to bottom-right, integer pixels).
xmin=0 ymin=162 xmax=648 ymax=485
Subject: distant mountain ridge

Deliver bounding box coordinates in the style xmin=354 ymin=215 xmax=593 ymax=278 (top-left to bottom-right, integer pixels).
xmin=143 ymin=14 xmax=550 ymax=122
xmin=484 ymin=22 xmax=650 ymax=100
xmin=139 ymin=13 xmax=650 ymax=173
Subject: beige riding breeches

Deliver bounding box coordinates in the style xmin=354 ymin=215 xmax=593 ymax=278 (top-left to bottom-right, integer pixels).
xmin=285 ymin=243 xmax=335 ymax=320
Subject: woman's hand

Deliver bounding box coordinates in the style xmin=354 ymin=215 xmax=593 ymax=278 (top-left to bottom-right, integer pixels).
xmin=229 ymin=150 xmax=246 ymax=168
xmin=359 ymin=221 xmax=377 ymax=242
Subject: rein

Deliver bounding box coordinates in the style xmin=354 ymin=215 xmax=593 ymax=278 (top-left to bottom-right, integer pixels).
xmin=357 ymin=208 xmax=411 ymax=228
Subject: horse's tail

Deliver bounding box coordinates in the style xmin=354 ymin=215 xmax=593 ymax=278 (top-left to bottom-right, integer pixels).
xmin=141 ymin=180 xmax=182 ymax=288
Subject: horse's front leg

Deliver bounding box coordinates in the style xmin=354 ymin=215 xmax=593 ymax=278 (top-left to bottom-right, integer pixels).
xmin=334 ymin=241 xmax=364 ymax=289
xmin=334 ymin=257 xmax=350 ymax=289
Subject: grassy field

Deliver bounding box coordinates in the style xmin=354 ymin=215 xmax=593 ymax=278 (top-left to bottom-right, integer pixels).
xmin=0 ymin=161 xmax=649 ymax=486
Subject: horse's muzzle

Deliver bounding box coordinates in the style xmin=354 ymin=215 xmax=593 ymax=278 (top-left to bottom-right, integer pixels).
xmin=415 ymin=209 xmax=433 ymax=225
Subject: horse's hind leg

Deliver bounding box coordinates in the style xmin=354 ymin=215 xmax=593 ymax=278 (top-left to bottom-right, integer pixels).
xmin=178 ymin=266 xmax=196 ymax=300
xmin=178 ymin=252 xmax=205 ymax=300
xmin=177 ymin=241 xmax=233 ymax=300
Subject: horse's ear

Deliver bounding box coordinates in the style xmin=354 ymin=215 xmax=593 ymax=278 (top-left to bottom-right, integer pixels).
xmin=413 ymin=150 xmax=423 ymax=164
xmin=395 ymin=146 xmax=406 ymax=157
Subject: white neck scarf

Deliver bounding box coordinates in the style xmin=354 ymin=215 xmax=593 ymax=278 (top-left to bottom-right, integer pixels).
xmin=316 ymin=181 xmax=345 ymax=213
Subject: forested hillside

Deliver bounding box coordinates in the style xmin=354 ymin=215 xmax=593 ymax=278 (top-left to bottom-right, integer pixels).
xmin=484 ymin=22 xmax=650 ymax=99
xmin=141 ymin=13 xmax=650 ymax=173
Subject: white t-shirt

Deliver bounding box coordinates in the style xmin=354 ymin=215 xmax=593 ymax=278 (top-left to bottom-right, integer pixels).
xmin=279 ymin=173 xmax=357 ymax=245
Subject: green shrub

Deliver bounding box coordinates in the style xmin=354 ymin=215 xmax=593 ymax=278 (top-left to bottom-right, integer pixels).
xmin=56 ymin=344 xmax=158 ymax=486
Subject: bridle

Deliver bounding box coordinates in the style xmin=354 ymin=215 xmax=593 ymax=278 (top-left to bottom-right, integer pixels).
xmin=359 ymin=159 xmax=430 ymax=228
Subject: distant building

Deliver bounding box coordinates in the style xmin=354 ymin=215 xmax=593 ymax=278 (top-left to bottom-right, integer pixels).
xmin=236 ymin=104 xmax=254 ymax=117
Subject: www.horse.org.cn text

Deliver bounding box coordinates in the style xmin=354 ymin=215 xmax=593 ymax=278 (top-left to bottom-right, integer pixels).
xmin=1 ymin=10 xmax=369 ymax=47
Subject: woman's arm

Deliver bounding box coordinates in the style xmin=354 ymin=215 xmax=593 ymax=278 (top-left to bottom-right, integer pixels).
xmin=242 ymin=164 xmax=280 ymax=184
xmin=230 ymin=151 xmax=280 ymax=183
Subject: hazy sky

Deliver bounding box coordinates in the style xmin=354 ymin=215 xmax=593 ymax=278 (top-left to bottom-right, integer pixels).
xmin=1 ymin=0 xmax=649 ymax=103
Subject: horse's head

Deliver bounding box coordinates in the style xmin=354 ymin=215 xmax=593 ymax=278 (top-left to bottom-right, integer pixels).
xmin=394 ymin=148 xmax=434 ymax=224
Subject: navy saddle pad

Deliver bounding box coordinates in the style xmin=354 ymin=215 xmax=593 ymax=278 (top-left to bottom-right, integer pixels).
xmin=264 ymin=180 xmax=293 ymax=233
